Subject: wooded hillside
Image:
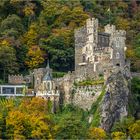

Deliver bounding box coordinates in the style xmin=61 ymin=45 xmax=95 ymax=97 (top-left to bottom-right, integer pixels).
xmin=0 ymin=0 xmax=140 ymax=82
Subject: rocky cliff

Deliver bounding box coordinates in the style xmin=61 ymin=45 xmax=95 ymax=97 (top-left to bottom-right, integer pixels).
xmin=100 ymin=70 xmax=130 ymax=132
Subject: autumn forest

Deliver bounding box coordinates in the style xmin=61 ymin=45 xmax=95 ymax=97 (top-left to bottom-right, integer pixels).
xmin=0 ymin=0 xmax=140 ymax=139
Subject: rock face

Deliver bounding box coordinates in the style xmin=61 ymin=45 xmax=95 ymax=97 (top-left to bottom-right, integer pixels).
xmin=100 ymin=70 xmax=130 ymax=132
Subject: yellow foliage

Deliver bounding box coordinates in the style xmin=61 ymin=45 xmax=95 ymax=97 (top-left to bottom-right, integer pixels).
xmin=111 ymin=131 xmax=127 ymax=140
xmin=116 ymin=17 xmax=130 ymax=30
xmin=6 ymin=110 xmax=28 ymax=139
xmin=5 ymin=98 xmax=56 ymax=139
xmin=129 ymin=120 xmax=140 ymax=139
xmin=22 ymin=23 xmax=38 ymax=47
xmin=30 ymin=115 xmax=53 ymax=139
xmin=126 ymin=48 xmax=136 ymax=59
xmin=88 ymin=127 xmax=107 ymax=140
xmin=23 ymin=5 xmax=34 ymax=16
xmin=25 ymin=45 xmax=45 ymax=69
xmin=0 ymin=39 xmax=10 ymax=47
xmin=19 ymin=97 xmax=48 ymax=115
xmin=10 ymin=0 xmax=21 ymax=4
xmin=52 ymin=28 xmax=72 ymax=46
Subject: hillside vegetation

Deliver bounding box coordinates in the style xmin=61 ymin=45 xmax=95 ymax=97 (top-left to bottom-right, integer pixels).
xmin=0 ymin=0 xmax=140 ymax=82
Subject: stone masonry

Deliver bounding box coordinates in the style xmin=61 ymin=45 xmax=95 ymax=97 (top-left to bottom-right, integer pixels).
xmin=74 ymin=18 xmax=127 ymax=80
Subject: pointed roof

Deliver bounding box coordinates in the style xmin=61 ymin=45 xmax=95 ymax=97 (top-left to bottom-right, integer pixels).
xmin=46 ymin=59 xmax=50 ymax=69
xmin=43 ymin=60 xmax=52 ymax=81
xmin=43 ymin=72 xmax=52 ymax=81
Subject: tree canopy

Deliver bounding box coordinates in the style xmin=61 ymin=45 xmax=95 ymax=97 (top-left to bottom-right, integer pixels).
xmin=0 ymin=0 xmax=140 ymax=80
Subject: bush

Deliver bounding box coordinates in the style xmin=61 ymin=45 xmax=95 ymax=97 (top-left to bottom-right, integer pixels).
xmin=88 ymin=127 xmax=107 ymax=139
xmin=52 ymin=72 xmax=66 ymax=78
xmin=111 ymin=131 xmax=127 ymax=140
xmin=129 ymin=120 xmax=140 ymax=139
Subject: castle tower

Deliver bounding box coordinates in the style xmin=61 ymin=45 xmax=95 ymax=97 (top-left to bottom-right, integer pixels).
xmin=75 ymin=18 xmax=99 ymax=71
xmin=105 ymin=24 xmax=126 ymax=67
xmin=83 ymin=18 xmax=98 ymax=63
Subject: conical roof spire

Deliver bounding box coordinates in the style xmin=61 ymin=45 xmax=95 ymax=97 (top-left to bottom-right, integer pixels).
xmin=43 ymin=59 xmax=52 ymax=81
xmin=46 ymin=59 xmax=50 ymax=69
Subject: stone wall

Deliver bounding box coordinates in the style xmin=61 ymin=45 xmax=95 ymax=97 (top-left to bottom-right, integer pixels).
xmin=71 ymin=84 xmax=104 ymax=110
xmin=75 ymin=26 xmax=87 ymax=70
xmin=8 ymin=75 xmax=24 ymax=84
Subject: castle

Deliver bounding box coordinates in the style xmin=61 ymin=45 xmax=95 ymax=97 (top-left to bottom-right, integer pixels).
xmin=75 ymin=18 xmax=127 ymax=80
xmin=6 ymin=18 xmax=129 ymax=110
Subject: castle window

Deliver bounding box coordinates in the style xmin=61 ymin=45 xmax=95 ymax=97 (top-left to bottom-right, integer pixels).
xmin=116 ymin=63 xmax=120 ymax=66
xmin=44 ymin=83 xmax=46 ymax=89
xmin=116 ymin=40 xmax=119 ymax=47
xmin=116 ymin=52 xmax=120 ymax=59
xmin=95 ymin=56 xmax=98 ymax=62
xmin=47 ymin=82 xmax=51 ymax=90
xmin=37 ymin=79 xmax=39 ymax=85
xmin=82 ymin=55 xmax=86 ymax=62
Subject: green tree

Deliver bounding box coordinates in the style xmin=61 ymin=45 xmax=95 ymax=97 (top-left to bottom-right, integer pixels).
xmin=0 ymin=14 xmax=24 ymax=39
xmin=56 ymin=115 xmax=86 ymax=139
xmin=112 ymin=117 xmax=135 ymax=134
xmin=0 ymin=40 xmax=18 ymax=81
xmin=131 ymin=77 xmax=140 ymax=114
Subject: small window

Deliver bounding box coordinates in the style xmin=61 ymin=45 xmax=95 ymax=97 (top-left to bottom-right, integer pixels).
xmin=95 ymin=56 xmax=98 ymax=62
xmin=116 ymin=63 xmax=120 ymax=66
xmin=82 ymin=55 xmax=86 ymax=62
xmin=47 ymin=82 xmax=50 ymax=90
xmin=116 ymin=40 xmax=119 ymax=47
xmin=37 ymin=79 xmax=39 ymax=85
xmin=116 ymin=52 xmax=120 ymax=59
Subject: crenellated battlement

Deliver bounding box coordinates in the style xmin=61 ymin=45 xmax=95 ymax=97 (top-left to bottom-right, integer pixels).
xmin=86 ymin=18 xmax=98 ymax=28
xmin=105 ymin=24 xmax=126 ymax=37
xmin=105 ymin=24 xmax=116 ymax=34
xmin=115 ymin=30 xmax=126 ymax=37
xmin=8 ymin=74 xmax=24 ymax=84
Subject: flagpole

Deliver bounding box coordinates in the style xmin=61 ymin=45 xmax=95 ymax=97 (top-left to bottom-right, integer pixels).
xmin=107 ymin=6 xmax=111 ymax=25
xmin=108 ymin=0 xmax=111 ymax=25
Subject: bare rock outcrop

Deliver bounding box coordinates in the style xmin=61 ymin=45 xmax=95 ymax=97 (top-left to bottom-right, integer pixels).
xmin=100 ymin=70 xmax=130 ymax=132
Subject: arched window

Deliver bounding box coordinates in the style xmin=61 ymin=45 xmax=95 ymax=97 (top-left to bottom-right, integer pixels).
xmin=82 ymin=55 xmax=86 ymax=62
xmin=47 ymin=82 xmax=51 ymax=90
